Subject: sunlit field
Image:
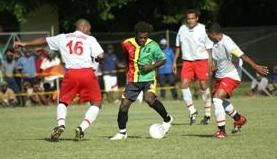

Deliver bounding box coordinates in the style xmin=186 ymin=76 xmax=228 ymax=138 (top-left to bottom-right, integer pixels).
xmin=0 ymin=96 xmax=276 ymax=159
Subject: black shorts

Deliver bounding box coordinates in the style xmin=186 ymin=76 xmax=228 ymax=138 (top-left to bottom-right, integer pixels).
xmin=122 ymin=81 xmax=156 ymax=101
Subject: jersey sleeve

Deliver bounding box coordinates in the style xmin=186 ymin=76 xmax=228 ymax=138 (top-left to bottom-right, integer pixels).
xmin=204 ymin=35 xmax=213 ymax=49
xmin=90 ymin=37 xmax=104 ymax=57
xmin=225 ymin=37 xmax=244 ymax=57
xmin=46 ymin=34 xmax=64 ymax=51
xmin=175 ymin=26 xmax=182 ymax=47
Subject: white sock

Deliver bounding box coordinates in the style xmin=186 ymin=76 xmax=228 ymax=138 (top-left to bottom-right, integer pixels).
xmin=201 ymin=88 xmax=212 ymax=117
xmin=182 ymin=88 xmax=196 ymax=114
xmin=57 ymin=103 xmax=67 ymax=127
xmin=213 ymin=98 xmax=226 ymax=126
xmin=80 ymin=106 xmax=100 ymax=131
xmin=223 ymin=100 xmax=237 ymax=117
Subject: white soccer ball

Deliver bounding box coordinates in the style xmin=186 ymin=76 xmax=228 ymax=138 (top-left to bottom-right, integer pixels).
xmin=149 ymin=123 xmax=165 ymax=139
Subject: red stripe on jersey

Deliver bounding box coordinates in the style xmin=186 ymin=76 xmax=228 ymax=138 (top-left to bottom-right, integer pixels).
xmin=216 ymin=120 xmax=225 ymax=123
xmin=122 ymin=40 xmax=137 ymax=82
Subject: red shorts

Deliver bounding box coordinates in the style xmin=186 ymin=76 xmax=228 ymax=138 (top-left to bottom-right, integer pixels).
xmin=181 ymin=60 xmax=209 ymax=81
xmin=59 ymin=68 xmax=101 ymax=105
xmin=212 ymin=77 xmax=240 ymax=97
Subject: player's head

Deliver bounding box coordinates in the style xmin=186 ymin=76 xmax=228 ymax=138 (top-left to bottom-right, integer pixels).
xmin=206 ymin=22 xmax=223 ymax=43
xmin=184 ymin=9 xmax=200 ymax=28
xmin=75 ymin=19 xmax=91 ymax=35
xmin=134 ymin=21 xmax=153 ymax=46
xmin=159 ymin=38 xmax=167 ymax=49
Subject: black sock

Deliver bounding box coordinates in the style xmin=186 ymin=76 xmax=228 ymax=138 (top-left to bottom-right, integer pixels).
xmin=150 ymin=100 xmax=170 ymax=122
xmin=233 ymin=113 xmax=241 ymax=121
xmin=218 ymin=125 xmax=225 ymax=132
xmin=117 ymin=108 xmax=128 ymax=131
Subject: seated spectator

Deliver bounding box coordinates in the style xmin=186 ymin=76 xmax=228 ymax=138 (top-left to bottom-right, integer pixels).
xmin=22 ymin=79 xmax=48 ymax=106
xmin=250 ymin=73 xmax=269 ymax=96
xmin=0 ymin=81 xmax=17 ymax=107
xmin=267 ymin=65 xmax=277 ymax=95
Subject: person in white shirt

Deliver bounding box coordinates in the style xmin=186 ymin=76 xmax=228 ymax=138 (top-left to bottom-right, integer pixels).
xmin=174 ymin=9 xmax=212 ymax=125
xmin=14 ymin=19 xmax=104 ymax=141
xmin=206 ymin=22 xmax=269 ymax=138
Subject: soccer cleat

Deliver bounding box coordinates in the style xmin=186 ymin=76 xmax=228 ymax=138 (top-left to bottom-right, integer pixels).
xmin=200 ymin=116 xmax=211 ymax=125
xmin=50 ymin=125 xmax=65 ymax=141
xmin=189 ymin=111 xmax=198 ymax=125
xmin=215 ymin=130 xmax=227 ymax=138
xmin=232 ymin=115 xmax=247 ymax=134
xmin=162 ymin=115 xmax=174 ymax=134
xmin=110 ymin=132 xmax=127 ymax=140
xmin=74 ymin=126 xmax=85 ymax=141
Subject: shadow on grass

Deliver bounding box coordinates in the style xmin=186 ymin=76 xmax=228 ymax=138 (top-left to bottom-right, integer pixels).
xmin=181 ymin=134 xmax=214 ymax=138
xmin=172 ymin=123 xmax=190 ymax=126
xmin=16 ymin=138 xmax=91 ymax=142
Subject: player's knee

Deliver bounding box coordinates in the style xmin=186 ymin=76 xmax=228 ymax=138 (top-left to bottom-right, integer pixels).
xmin=144 ymin=95 xmax=156 ymax=106
xmin=119 ymin=99 xmax=132 ymax=112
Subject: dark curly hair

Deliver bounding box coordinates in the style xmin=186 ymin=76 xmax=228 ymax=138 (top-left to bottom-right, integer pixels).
xmin=206 ymin=22 xmax=223 ymax=33
xmin=134 ymin=21 xmax=153 ymax=33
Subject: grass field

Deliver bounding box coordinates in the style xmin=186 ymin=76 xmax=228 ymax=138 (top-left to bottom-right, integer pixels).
xmin=0 ymin=97 xmax=276 ymax=159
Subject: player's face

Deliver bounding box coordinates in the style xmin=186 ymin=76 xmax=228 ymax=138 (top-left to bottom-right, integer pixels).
xmin=135 ymin=32 xmax=149 ymax=46
xmin=185 ymin=13 xmax=198 ymax=28
xmin=207 ymin=32 xmax=223 ymax=43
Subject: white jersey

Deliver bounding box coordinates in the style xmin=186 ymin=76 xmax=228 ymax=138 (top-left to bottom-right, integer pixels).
xmin=46 ymin=31 xmax=103 ymax=69
xmin=211 ymin=34 xmax=244 ymax=81
xmin=176 ymin=23 xmax=212 ymax=61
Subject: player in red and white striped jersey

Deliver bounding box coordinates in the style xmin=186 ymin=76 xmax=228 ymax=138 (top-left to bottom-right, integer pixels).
xmin=15 ymin=19 xmax=104 ymax=141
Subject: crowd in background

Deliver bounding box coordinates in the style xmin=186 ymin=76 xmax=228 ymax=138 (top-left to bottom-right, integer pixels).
xmin=0 ymin=39 xmax=276 ymax=107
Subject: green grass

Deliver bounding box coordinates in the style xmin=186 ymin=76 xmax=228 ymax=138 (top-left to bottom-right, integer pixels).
xmin=0 ymin=97 xmax=276 ymax=159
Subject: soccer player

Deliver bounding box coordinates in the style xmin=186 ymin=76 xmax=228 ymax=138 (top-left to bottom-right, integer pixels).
xmin=14 ymin=19 xmax=104 ymax=141
xmin=173 ymin=9 xmax=212 ymax=125
xmin=110 ymin=21 xmax=173 ymax=140
xmin=206 ymin=22 xmax=269 ymax=138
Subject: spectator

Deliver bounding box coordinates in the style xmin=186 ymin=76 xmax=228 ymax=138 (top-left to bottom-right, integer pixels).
xmin=16 ymin=48 xmax=36 ymax=84
xmin=267 ymin=65 xmax=277 ymax=95
xmin=1 ymin=48 xmax=20 ymax=94
xmin=35 ymin=48 xmax=49 ymax=75
xmin=158 ymin=38 xmax=178 ymax=99
xmin=101 ymin=44 xmax=124 ymax=103
xmin=250 ymin=73 xmax=269 ymax=96
xmin=0 ymin=81 xmax=17 ymax=107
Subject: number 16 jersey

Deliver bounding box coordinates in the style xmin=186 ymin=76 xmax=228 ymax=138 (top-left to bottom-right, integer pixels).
xmin=46 ymin=31 xmax=104 ymax=70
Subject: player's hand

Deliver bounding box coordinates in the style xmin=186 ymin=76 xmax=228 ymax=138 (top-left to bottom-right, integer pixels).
xmin=172 ymin=63 xmax=177 ymax=74
xmin=139 ymin=64 xmax=154 ymax=72
xmin=254 ymin=65 xmax=269 ymax=76
xmin=14 ymin=41 xmax=27 ymax=47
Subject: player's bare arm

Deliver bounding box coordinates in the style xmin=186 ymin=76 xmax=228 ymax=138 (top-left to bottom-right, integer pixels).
xmin=140 ymin=59 xmax=166 ymax=72
xmin=173 ymin=47 xmax=180 ymax=74
xmin=14 ymin=37 xmax=47 ymax=47
xmin=240 ymin=54 xmax=269 ymax=75
xmin=95 ymin=52 xmax=104 ymax=62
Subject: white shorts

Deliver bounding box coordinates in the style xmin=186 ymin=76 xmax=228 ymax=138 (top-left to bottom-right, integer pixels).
xmin=103 ymin=75 xmax=118 ymax=92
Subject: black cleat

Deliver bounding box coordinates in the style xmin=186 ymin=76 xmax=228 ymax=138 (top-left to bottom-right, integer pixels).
xmin=50 ymin=125 xmax=65 ymax=142
xmin=200 ymin=116 xmax=211 ymax=125
xmin=74 ymin=126 xmax=85 ymax=141
xmin=189 ymin=111 xmax=198 ymax=125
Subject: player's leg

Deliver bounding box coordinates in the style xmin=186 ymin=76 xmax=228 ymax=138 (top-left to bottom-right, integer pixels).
xmin=144 ymin=82 xmax=173 ymax=133
xmin=213 ymin=89 xmax=228 ymax=138
xmin=181 ymin=61 xmax=198 ymax=125
xmin=50 ymin=71 xmax=78 ymax=141
xmin=223 ymin=99 xmax=247 ymax=134
xmin=75 ymin=70 xmax=102 ymax=141
xmin=195 ymin=60 xmax=212 ymax=124
xmin=199 ymin=80 xmax=212 ymax=124
xmin=110 ymin=83 xmax=139 ymax=140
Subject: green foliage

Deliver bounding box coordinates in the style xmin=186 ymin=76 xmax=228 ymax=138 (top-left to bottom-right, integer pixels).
xmin=0 ymin=97 xmax=276 ymax=159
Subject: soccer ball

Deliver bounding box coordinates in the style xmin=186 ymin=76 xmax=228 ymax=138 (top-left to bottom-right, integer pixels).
xmin=149 ymin=123 xmax=165 ymax=139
